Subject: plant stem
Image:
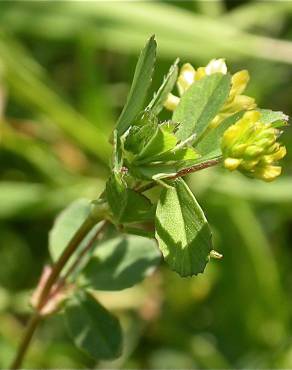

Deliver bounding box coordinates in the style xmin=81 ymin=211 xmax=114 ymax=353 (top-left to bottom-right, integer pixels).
xmin=37 ymin=215 xmax=97 ymax=310
xmin=171 ymin=158 xmax=221 ymax=178
xmin=10 ymin=209 xmax=104 ymax=369
xmin=62 ymin=220 xmax=108 ymax=282
xmin=10 ymin=314 xmax=41 ymax=370
xmin=136 ymin=158 xmax=222 ymax=193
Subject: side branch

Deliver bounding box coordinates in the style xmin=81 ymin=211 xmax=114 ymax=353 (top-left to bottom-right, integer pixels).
xmin=170 ymin=158 xmax=221 ymax=179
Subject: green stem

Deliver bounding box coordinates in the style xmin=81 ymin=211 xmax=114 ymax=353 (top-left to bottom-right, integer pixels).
xmin=37 ymin=215 xmax=97 ymax=310
xmin=10 ymin=205 xmax=106 ymax=369
xmin=10 ymin=314 xmax=41 ymax=370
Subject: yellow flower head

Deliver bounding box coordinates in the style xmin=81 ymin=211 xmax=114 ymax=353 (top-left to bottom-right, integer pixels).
xmin=164 ymin=59 xmax=256 ymax=126
xmin=221 ymin=111 xmax=287 ymax=182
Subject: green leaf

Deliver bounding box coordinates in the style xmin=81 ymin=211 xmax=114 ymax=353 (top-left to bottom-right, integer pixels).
xmin=258 ymin=109 xmax=289 ymax=127
xmin=106 ymin=173 xmax=128 ymax=222
xmin=65 ymin=291 xmax=122 ymax=360
xmin=173 ymin=73 xmax=231 ymax=142
xmin=116 ymin=35 xmax=157 ymax=136
xmin=49 ymin=199 xmax=96 ymax=261
xmin=152 ymin=146 xmax=199 ymax=163
xmin=106 ymin=173 xmax=154 ymax=223
xmin=147 ymin=58 xmax=179 ymax=115
xmin=195 ymin=111 xmax=244 ymax=159
xmin=130 ymin=162 xmax=179 ymax=181
xmin=80 ymin=234 xmax=161 ymax=290
xmin=121 ymin=190 xmax=154 ymax=223
xmin=134 ymin=124 xmax=178 ymax=164
xmin=155 ymin=178 xmax=212 ymax=276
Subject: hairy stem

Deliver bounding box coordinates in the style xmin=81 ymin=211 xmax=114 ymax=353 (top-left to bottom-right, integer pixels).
xmin=171 ymin=158 xmax=221 ymax=178
xmin=136 ymin=158 xmax=222 ymax=193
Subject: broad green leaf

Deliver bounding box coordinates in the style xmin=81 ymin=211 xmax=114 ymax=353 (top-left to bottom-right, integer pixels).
xmin=65 ymin=291 xmax=122 ymax=360
xmin=116 ymin=35 xmax=157 ymax=136
xmin=195 ymin=111 xmax=244 ymax=159
xmin=173 ymin=73 xmax=231 ymax=141
xmin=258 ymin=109 xmax=289 ymax=127
xmin=106 ymin=173 xmax=154 ymax=223
xmin=121 ymin=190 xmax=154 ymax=223
xmin=80 ymin=234 xmax=161 ymax=290
xmin=49 ymin=199 xmax=97 ymax=261
xmin=147 ymin=58 xmax=179 ymax=115
xmin=155 ymin=178 xmax=212 ymax=276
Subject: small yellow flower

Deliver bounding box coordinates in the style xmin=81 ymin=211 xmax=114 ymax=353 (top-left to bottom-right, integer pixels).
xmin=164 ymin=59 xmax=256 ymax=126
xmin=222 ymin=111 xmax=286 ymax=182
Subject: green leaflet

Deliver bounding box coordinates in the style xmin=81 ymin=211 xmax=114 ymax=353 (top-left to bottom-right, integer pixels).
xmin=106 ymin=173 xmax=128 ymax=222
xmin=147 ymin=58 xmax=179 ymax=115
xmin=64 ymin=291 xmax=122 ymax=360
xmin=173 ymin=73 xmax=231 ymax=142
xmin=155 ymin=178 xmax=212 ymax=276
xmin=195 ymin=111 xmax=244 ymax=159
xmin=115 ymin=35 xmax=157 ymax=136
xmin=129 ymin=163 xmax=179 ymax=181
xmin=152 ymin=146 xmax=199 ymax=163
xmin=106 ymin=173 xmax=153 ymax=223
xmin=80 ymin=234 xmax=161 ymax=290
xmin=134 ymin=124 xmax=178 ymax=163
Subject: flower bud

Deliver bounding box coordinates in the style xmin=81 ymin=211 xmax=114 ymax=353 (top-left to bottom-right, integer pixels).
xmin=230 ymin=70 xmax=250 ymax=97
xmin=222 ymin=111 xmax=286 ymax=182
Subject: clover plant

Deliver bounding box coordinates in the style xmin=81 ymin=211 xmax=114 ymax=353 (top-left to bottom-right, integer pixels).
xmin=10 ymin=36 xmax=288 ymax=369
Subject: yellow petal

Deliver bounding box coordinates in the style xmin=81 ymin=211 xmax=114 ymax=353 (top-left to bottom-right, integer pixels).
xmin=230 ymin=70 xmax=250 ymax=97
xmin=177 ymin=63 xmax=195 ymax=95
xmin=205 ymin=58 xmax=227 ymax=75
xmin=255 ymin=165 xmax=282 ymax=182
xmin=164 ymin=93 xmax=180 ymax=111
xmin=224 ymin=157 xmax=242 ymax=171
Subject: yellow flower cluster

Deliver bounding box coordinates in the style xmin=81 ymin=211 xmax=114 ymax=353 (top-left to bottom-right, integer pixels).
xmin=221 ymin=111 xmax=286 ymax=182
xmin=164 ymin=59 xmax=256 ymax=127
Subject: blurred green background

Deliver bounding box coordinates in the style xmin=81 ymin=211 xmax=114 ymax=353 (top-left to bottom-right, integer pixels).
xmin=0 ymin=0 xmax=292 ymax=368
